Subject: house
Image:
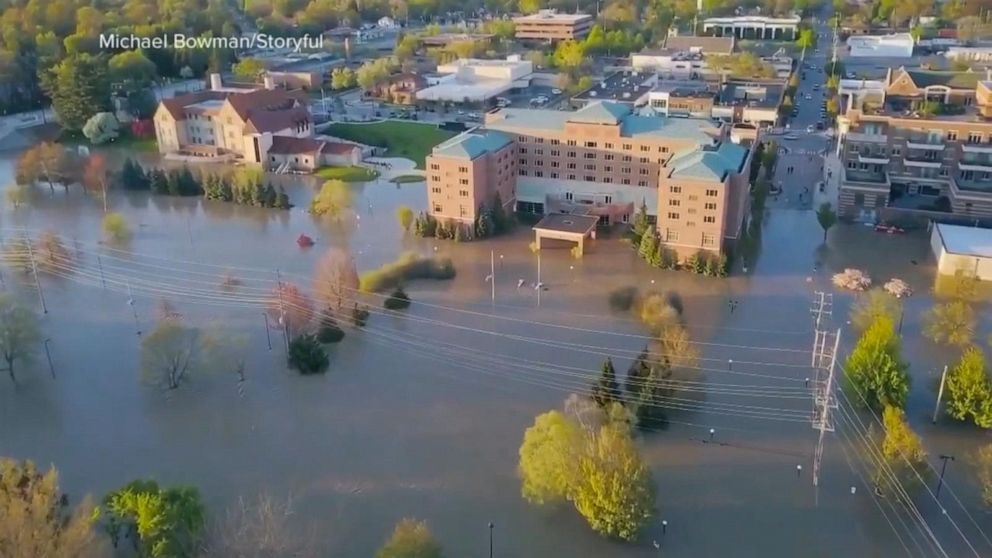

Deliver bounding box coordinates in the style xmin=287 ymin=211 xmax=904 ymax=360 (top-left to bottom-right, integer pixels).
xmin=266 ymin=136 xmax=363 ymax=172
xmin=368 ymin=72 xmax=427 ymax=105
xmin=154 ymin=73 xmax=313 ymax=165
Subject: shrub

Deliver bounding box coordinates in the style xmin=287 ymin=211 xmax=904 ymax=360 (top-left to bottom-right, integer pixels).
xmin=316 ymin=315 xmax=345 ymax=343
xmin=359 ymin=252 xmax=456 ymax=292
xmin=608 ymin=286 xmax=639 ymax=312
xmin=351 ymin=303 xmax=370 ymax=327
xmin=287 ymin=334 xmax=329 ymax=375
xmin=384 ymin=286 xmax=411 ymax=310
xmin=396 ymin=205 xmax=414 ymax=231
xmin=102 ymin=212 xmax=131 ymax=242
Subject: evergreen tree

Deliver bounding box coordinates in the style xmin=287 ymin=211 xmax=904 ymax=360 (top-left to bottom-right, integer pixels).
xmin=626 ymin=347 xmax=652 ymax=400
xmin=149 ymin=169 xmax=168 ymax=195
xmin=631 ymin=199 xmax=649 ymax=241
xmin=590 ymin=357 xmax=622 ymax=408
xmin=263 ymin=183 xmax=277 ymax=208
xmin=166 ymin=169 xmax=182 ymax=195
xmin=203 ymin=174 xmax=220 ymax=200
xmin=475 ymin=207 xmax=494 ymax=238
xmin=946 ymin=347 xmax=992 ymax=428
xmin=120 ymin=158 xmax=148 ymax=190
xmin=637 ymin=230 xmax=656 ymax=261
xmin=492 ymin=192 xmax=508 ymax=233
xmin=275 ymin=185 xmax=290 ymax=209
xmin=648 ymin=241 xmax=662 ymax=267
xmin=454 ymin=223 xmax=466 ymax=242
xmin=177 ymin=167 xmax=200 ymax=195
xmin=634 ymin=361 xmax=671 ymax=430
xmin=844 ymin=316 xmax=910 ymax=410
xmin=251 ymin=182 xmax=265 ymax=206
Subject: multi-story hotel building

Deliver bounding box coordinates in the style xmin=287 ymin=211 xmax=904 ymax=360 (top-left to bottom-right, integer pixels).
xmin=836 ymin=67 xmax=992 ymax=221
xmin=426 ymin=101 xmax=753 ymax=258
xmin=513 ymin=10 xmax=593 ymax=41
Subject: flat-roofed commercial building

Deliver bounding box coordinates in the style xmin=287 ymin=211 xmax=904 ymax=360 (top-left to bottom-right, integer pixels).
xmin=513 ymin=10 xmax=593 ymax=41
xmin=836 ymin=67 xmax=992 ymax=221
xmin=931 ymin=223 xmax=992 ymax=280
xmin=425 ymin=101 xmax=754 ymax=258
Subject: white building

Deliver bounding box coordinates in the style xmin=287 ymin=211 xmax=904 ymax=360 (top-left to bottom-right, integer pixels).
xmin=944 ymin=46 xmax=992 ymax=62
xmin=702 ymin=14 xmax=800 ymax=40
xmin=846 ymin=33 xmax=915 ymax=58
xmin=415 ymin=57 xmax=533 ymax=104
xmin=631 ymin=49 xmax=707 ymax=78
xmin=931 ymin=223 xmax=992 ymax=281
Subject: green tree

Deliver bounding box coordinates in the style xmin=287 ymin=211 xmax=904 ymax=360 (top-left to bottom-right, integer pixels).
xmin=637 ymin=230 xmax=657 ymax=262
xmin=518 ymin=0 xmax=541 ymax=14
xmin=0 ymin=458 xmax=103 ymax=558
xmin=376 ymin=518 xmax=443 ymax=558
xmin=518 ymin=410 xmax=583 ymax=505
xmin=945 ymin=347 xmax=992 ymax=428
xmin=42 ymin=53 xmax=111 ymax=132
xmin=102 ymin=212 xmax=131 ymax=242
xmin=310 ymin=179 xmax=352 ymax=218
xmin=101 ymin=480 xmax=205 ymax=558
xmin=288 ymin=333 xmax=329 ymax=375
xmin=816 ymin=202 xmax=837 ymax=242
xmin=552 ymin=40 xmax=586 ymax=71
xmin=796 ymin=28 xmax=816 ymax=53
xmin=849 ymin=288 xmax=902 ymax=332
xmin=876 ymin=405 xmax=929 ymax=492
xmin=232 ymin=57 xmax=266 ymax=80
xmin=108 ymin=49 xmax=157 ymax=92
xmin=631 ymin=200 xmax=649 ymax=241
xmin=396 ymin=205 xmax=415 ymax=231
xmin=356 ymin=58 xmax=393 ymax=92
xmin=572 ymin=423 xmax=654 ymax=540
xmin=0 ymin=294 xmax=41 ymax=386
xmin=590 ymin=358 xmax=621 ymax=408
xmin=975 ymin=443 xmax=992 ymax=507
xmin=330 ymin=67 xmax=357 ymax=90
xmin=844 ymin=316 xmax=909 ymax=410
xmin=923 ymin=300 xmax=975 ymax=347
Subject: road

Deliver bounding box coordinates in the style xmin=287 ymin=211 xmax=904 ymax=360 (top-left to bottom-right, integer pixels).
xmin=767 ymin=5 xmax=838 ymax=211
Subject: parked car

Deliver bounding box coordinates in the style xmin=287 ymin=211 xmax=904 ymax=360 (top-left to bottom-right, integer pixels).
xmin=551 ymin=88 xmax=562 ymax=95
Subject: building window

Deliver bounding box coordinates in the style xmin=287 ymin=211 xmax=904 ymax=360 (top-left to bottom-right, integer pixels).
xmin=535 ymin=160 xmax=544 ymax=166
xmin=665 ymin=229 xmax=679 ymax=242
xmin=459 ymin=166 xmax=468 ymax=173
xmin=947 ymin=131 xmax=958 ymax=141
xmin=551 ymin=172 xmax=559 ymax=178
xmin=519 ymin=169 xmax=528 ymax=176
xmin=520 ymin=158 xmax=527 ymax=165
xmin=604 ymin=176 xmax=613 ymax=183
xmin=535 ymin=138 xmax=544 ymax=144
xmin=519 ymin=136 xmax=528 ymax=143
xmin=459 ymin=179 xmax=469 ymax=185
xmin=701 ymin=232 xmax=716 ymax=247
xmin=431 ymin=175 xmax=440 ymax=181
xmin=430 ymin=164 xmax=440 ymax=170
xmin=891 ymin=147 xmax=901 ymax=156
xmin=703 ymin=216 xmax=716 ymax=223
xmin=969 ymin=132 xmax=983 ymax=144
xmin=431 ymin=187 xmax=442 ymax=194
xmin=567 ymin=140 xmax=577 ymax=146
xmin=686 ymin=221 xmax=695 ymax=227
xmin=639 ymin=157 xmax=649 ymax=164
xmin=622 ymin=155 xmax=632 ymax=162
xmin=459 ymin=189 xmax=468 ymax=197
xmin=640 ymin=145 xmax=650 ymax=152
xmin=622 ymin=178 xmax=631 ymax=184
xmin=568 ymin=174 xmax=576 ymax=180
xmin=621 ymin=167 xmax=631 ymax=174
xmin=605 ymin=143 xmax=614 ymax=149
xmin=565 ymin=192 xmax=573 ymax=201
xmin=705 ymin=189 xmax=718 ymax=197
xmin=639 ymin=168 xmax=649 ymax=175
xmin=670 ymin=186 xmax=682 ymax=193
xmin=434 ymin=203 xmax=442 ymax=212
xmin=551 ymin=150 xmax=560 ymax=156
xmin=688 ymin=208 xmax=697 ymax=214
xmin=584 ymin=163 xmax=595 ymax=171
xmin=669 ymin=199 xmax=680 ymax=206
xmin=661 ymin=146 xmax=669 ymax=153
xmin=459 ymin=206 xmax=468 ymax=217
xmin=520 ymin=148 xmax=528 ymax=154
xmin=605 ymin=154 xmax=615 ymax=161
xmin=638 ymin=180 xmax=647 ymax=186
xmin=567 ymin=162 xmax=576 ymax=169
xmin=551 ymin=139 xmax=560 ymax=145
xmin=568 ymin=151 xmax=577 ymax=158
xmin=623 ymin=144 xmax=632 ymax=150
xmin=535 ymin=171 xmax=543 ymax=177
xmin=704 ymin=202 xmax=716 ymax=210
xmin=667 ymin=212 xmax=679 ymax=219
xmin=584 ymin=175 xmax=594 ymax=181
xmin=551 ymin=161 xmax=560 ymax=168
xmin=535 ymin=149 xmax=543 ymax=155
xmin=585 ymin=141 xmax=597 ymax=148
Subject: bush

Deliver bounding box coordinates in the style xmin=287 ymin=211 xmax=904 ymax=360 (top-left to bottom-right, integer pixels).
xmin=608 ymin=286 xmax=639 ymax=312
xmin=316 ymin=315 xmax=345 ymax=343
xmin=102 ymin=212 xmax=131 ymax=242
xmin=359 ymin=252 xmax=456 ymax=292
xmin=384 ymin=286 xmax=411 ymax=310
xmin=351 ymin=303 xmax=370 ymax=327
xmin=287 ymin=334 xmax=329 ymax=375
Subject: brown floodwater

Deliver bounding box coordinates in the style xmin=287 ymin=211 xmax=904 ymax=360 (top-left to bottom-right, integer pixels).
xmin=0 ymin=151 xmax=990 ymax=557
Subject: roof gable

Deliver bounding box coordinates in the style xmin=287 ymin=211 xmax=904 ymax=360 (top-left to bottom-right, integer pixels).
xmin=668 ymin=142 xmax=747 ymax=181
xmin=569 ymin=101 xmax=631 ymax=125
xmin=432 ymin=130 xmax=513 ymax=160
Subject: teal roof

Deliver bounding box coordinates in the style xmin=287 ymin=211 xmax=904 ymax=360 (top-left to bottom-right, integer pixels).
xmin=569 ymin=101 xmax=631 ymax=124
xmin=485 ymin=102 xmax=721 ymax=144
xmin=668 ymin=142 xmax=748 ymax=181
xmin=432 ymin=130 xmax=513 ymax=160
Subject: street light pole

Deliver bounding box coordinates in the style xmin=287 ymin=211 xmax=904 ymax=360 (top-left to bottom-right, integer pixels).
xmin=936 ymin=454 xmax=955 ymax=500
xmin=488 ymin=522 xmax=494 ymax=558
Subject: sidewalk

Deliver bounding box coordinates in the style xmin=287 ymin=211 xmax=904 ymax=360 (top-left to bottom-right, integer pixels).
xmin=814 ymin=151 xmax=842 ymax=209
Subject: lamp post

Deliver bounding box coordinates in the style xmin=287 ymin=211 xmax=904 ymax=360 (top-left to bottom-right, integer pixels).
xmin=488 ymin=522 xmax=494 ymax=558
xmin=936 ymin=454 xmax=955 ymax=500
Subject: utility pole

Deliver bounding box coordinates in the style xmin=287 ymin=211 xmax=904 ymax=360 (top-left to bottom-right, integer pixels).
xmin=26 ymin=239 xmax=47 ymax=314
xmin=43 ymin=338 xmax=55 ymax=379
xmin=126 ymin=281 xmax=141 ymax=335
xmin=488 ymin=522 xmax=494 ymax=558
xmin=812 ymin=328 xmax=840 ymax=490
xmin=932 ymin=365 xmax=949 ymax=424
xmin=97 ymin=254 xmax=106 ymax=289
xmin=275 ymin=270 xmax=290 ymax=352
xmin=490 ymin=249 xmax=495 ymax=306
xmin=936 ymin=454 xmax=955 ymax=500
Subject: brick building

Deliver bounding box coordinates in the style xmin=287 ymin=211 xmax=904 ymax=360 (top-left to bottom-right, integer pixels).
xmin=513 ymin=10 xmax=593 ymax=41
xmin=425 ymin=101 xmax=753 ymax=258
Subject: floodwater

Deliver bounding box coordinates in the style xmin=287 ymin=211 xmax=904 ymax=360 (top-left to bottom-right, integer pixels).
xmin=0 ymin=150 xmax=990 ymax=557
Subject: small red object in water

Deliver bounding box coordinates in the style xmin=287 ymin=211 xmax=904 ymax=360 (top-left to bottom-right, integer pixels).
xmin=297 ymin=234 xmax=315 ymax=247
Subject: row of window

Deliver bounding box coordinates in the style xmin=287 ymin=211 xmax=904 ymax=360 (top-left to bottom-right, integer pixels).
xmin=518 ymin=148 xmax=651 ymax=164
xmin=668 ymin=186 xmax=719 ymax=197
xmin=518 ymin=136 xmax=672 ymax=153
xmin=660 ymin=229 xmax=718 ymax=247
xmin=521 ymin=159 xmax=652 ymax=174
xmin=668 ymin=199 xmax=718 ymax=210
xmin=518 ymin=169 xmax=649 ymax=186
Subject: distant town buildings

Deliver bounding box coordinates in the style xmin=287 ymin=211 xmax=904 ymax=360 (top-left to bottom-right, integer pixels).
xmin=944 ymin=46 xmax=992 ymax=62
xmin=846 ymin=33 xmax=915 ymax=58
xmin=836 ymin=67 xmax=992 ymax=221
xmin=426 ymin=101 xmax=754 ymax=259
xmin=415 ymin=57 xmax=533 ymax=105
xmin=513 ymin=10 xmax=594 ymax=41
xmin=701 ymin=14 xmax=801 ymax=40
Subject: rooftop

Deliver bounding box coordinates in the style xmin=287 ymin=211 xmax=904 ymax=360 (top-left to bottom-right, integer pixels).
xmin=718 ymin=80 xmax=784 ymax=109
xmin=935 ymin=222 xmax=992 ymax=258
xmin=663 ymin=35 xmax=736 ymax=55
xmin=572 ymin=71 xmax=656 ymax=104
xmin=903 ymin=68 xmax=983 ymax=89
xmin=533 ymin=213 xmax=600 ymax=235
xmin=513 ymin=10 xmax=592 ymax=23
xmin=431 ymin=129 xmax=514 ymax=160
xmin=667 ymin=141 xmax=748 ymax=181
xmin=651 ymin=78 xmax=714 ymax=98
xmin=484 ymin=101 xmax=721 ymax=145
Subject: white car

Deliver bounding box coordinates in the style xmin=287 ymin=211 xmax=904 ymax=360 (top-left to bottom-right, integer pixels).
xmin=551 ymin=88 xmax=562 ymax=95
xmin=806 ymin=125 xmax=815 ymax=133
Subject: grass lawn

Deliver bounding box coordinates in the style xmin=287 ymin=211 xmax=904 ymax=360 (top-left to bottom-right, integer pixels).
xmin=389 ymin=174 xmax=426 ymax=184
xmin=315 ymin=165 xmax=380 ymax=182
xmin=323 ymin=121 xmax=456 ymax=169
